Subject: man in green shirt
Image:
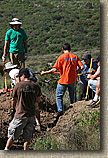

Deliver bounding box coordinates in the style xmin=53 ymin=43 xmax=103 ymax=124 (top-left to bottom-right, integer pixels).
xmin=2 ymin=18 xmax=28 ymax=68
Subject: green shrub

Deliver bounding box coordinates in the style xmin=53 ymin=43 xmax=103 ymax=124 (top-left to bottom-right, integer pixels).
xmin=31 ymin=135 xmax=61 ymax=150
xmin=77 ymin=108 xmax=100 ymax=129
xmin=63 ymin=108 xmax=100 ymax=150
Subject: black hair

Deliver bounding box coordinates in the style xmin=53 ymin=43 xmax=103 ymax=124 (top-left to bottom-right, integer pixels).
xmin=96 ymin=55 xmax=100 ymax=62
xmin=18 ymin=68 xmax=30 ymax=78
xmin=62 ymin=43 xmax=71 ymax=50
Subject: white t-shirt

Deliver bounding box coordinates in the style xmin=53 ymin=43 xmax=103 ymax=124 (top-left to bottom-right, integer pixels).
xmin=9 ymin=69 xmax=19 ymax=85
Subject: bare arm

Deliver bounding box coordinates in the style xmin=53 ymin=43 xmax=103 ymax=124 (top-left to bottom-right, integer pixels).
xmin=14 ymin=73 xmax=20 ymax=84
xmin=41 ymin=68 xmax=57 ymax=75
xmin=77 ymin=65 xmax=84 ymax=73
xmin=11 ymin=98 xmax=16 ymax=109
xmin=35 ymin=96 xmax=41 ymax=127
xmin=3 ymin=40 xmax=9 ymax=56
xmin=87 ymin=66 xmax=100 ymax=80
xmin=36 ymin=96 xmax=42 ymax=103
xmin=23 ymin=40 xmax=27 ymax=53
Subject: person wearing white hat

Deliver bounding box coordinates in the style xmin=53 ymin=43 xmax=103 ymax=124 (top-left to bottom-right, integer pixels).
xmin=4 ymin=62 xmax=20 ymax=86
xmin=2 ymin=18 xmax=28 ymax=68
xmin=4 ymin=62 xmax=37 ymax=88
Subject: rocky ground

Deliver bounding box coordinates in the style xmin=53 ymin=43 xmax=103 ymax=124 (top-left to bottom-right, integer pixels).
xmin=0 ymin=92 xmax=100 ymax=150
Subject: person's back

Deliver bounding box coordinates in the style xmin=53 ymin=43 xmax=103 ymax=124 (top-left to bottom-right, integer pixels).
xmin=13 ymin=80 xmax=41 ymax=119
xmin=41 ymin=43 xmax=84 ymax=115
xmin=55 ymin=52 xmax=81 ymax=84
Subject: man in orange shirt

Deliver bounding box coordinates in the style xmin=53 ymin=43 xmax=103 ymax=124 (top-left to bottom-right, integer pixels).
xmin=41 ymin=43 xmax=84 ymax=115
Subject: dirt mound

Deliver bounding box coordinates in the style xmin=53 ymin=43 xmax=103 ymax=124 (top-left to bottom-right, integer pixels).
xmin=0 ymin=92 xmax=100 ymax=150
xmin=0 ymin=92 xmax=58 ymax=150
xmin=0 ymin=93 xmax=12 ymax=149
xmin=50 ymin=101 xmax=100 ymax=136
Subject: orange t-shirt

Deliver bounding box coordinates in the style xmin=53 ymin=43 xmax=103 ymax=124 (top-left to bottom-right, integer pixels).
xmin=53 ymin=52 xmax=83 ymax=84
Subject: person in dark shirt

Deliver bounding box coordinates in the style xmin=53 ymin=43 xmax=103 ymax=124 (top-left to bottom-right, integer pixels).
xmin=77 ymin=53 xmax=98 ymax=100
xmin=4 ymin=68 xmax=41 ymax=150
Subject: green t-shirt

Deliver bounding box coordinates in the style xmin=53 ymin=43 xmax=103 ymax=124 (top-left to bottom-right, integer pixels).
xmin=5 ymin=28 xmax=28 ymax=53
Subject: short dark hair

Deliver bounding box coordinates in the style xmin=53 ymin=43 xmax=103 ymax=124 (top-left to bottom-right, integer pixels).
xmin=82 ymin=53 xmax=91 ymax=60
xmin=95 ymin=55 xmax=100 ymax=62
xmin=63 ymin=43 xmax=71 ymax=50
xmin=16 ymin=68 xmax=30 ymax=78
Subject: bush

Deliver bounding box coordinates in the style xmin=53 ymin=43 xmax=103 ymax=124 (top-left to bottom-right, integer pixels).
xmin=63 ymin=109 xmax=100 ymax=150
xmin=31 ymin=135 xmax=61 ymax=150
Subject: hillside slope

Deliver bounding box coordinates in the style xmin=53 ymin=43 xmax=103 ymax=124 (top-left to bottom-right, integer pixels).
xmin=0 ymin=0 xmax=100 ymax=57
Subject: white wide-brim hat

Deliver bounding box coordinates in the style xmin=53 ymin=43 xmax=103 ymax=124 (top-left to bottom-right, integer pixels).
xmin=4 ymin=62 xmax=17 ymax=71
xmin=9 ymin=21 xmax=22 ymax=25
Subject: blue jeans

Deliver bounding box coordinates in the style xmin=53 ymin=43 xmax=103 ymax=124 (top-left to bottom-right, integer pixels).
xmin=56 ymin=82 xmax=77 ymax=112
xmin=88 ymin=79 xmax=97 ymax=93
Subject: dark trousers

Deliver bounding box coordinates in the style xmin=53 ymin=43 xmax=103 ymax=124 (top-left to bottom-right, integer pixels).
xmin=78 ymin=82 xmax=95 ymax=101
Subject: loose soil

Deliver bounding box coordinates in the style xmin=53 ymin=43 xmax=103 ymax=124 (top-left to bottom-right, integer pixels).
xmin=0 ymin=92 xmax=100 ymax=150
